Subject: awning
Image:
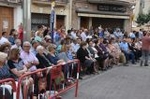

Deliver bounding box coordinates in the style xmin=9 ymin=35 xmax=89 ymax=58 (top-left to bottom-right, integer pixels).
xmin=78 ymin=13 xmax=130 ymax=19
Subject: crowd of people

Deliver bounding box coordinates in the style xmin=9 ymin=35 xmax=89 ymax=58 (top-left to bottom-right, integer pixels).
xmin=0 ymin=24 xmax=149 ymax=99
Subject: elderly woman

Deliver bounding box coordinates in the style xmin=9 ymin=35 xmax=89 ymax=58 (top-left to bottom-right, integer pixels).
xmin=94 ymin=39 xmax=109 ymax=71
xmin=35 ymin=45 xmax=52 ymax=98
xmin=77 ymin=41 xmax=95 ymax=74
xmin=20 ymin=41 xmax=39 ymax=72
xmin=0 ymin=42 xmax=11 ymax=54
xmin=36 ymin=45 xmax=52 ymax=69
xmin=0 ymin=52 xmax=11 ymax=79
xmin=47 ymin=44 xmax=65 ymax=65
xmin=0 ymin=52 xmax=13 ymax=99
xmin=7 ymin=48 xmax=33 ymax=99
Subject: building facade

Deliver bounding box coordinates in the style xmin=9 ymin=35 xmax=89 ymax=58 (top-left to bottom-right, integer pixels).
xmin=73 ymin=0 xmax=135 ymax=32
xmin=31 ymin=0 xmax=70 ymax=31
xmin=31 ymin=0 xmax=135 ymax=33
xmin=0 ymin=0 xmax=22 ymax=36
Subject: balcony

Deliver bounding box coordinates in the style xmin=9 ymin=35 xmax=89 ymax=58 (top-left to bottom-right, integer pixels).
xmin=32 ymin=0 xmax=68 ymax=7
xmin=87 ymin=0 xmax=135 ymax=6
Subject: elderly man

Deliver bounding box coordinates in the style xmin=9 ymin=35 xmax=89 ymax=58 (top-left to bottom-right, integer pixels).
xmin=20 ymin=41 xmax=39 ymax=72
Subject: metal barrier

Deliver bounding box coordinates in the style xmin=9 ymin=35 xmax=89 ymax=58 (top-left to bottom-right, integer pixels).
xmin=49 ymin=59 xmax=80 ymax=99
xmin=0 ymin=78 xmax=16 ymax=99
xmin=16 ymin=59 xmax=80 ymax=99
xmin=16 ymin=68 xmax=47 ymax=99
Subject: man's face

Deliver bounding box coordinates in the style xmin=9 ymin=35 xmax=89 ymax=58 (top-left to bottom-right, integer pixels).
xmin=77 ymin=39 xmax=81 ymax=44
xmin=23 ymin=44 xmax=31 ymax=52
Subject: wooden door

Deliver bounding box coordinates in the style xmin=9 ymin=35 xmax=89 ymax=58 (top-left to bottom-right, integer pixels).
xmin=80 ymin=17 xmax=89 ymax=29
xmin=0 ymin=6 xmax=14 ymax=37
xmin=56 ymin=15 xmax=65 ymax=29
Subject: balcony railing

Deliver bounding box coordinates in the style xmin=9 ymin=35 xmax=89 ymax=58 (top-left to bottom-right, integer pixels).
xmin=32 ymin=0 xmax=68 ymax=6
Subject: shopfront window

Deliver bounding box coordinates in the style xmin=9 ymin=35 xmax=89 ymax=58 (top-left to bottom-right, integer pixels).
xmin=31 ymin=13 xmax=50 ymax=31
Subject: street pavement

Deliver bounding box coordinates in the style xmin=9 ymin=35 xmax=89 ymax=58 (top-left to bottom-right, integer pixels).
xmin=61 ymin=64 xmax=150 ymax=99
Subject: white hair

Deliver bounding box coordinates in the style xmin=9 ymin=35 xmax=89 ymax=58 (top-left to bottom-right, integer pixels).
xmin=23 ymin=41 xmax=31 ymax=47
xmin=15 ymin=39 xmax=21 ymax=44
xmin=36 ymin=45 xmax=44 ymax=52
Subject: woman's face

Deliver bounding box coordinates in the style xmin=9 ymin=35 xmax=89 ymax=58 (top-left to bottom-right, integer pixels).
xmin=4 ymin=47 xmax=10 ymax=54
xmin=51 ymin=47 xmax=56 ymax=53
xmin=83 ymin=44 xmax=88 ymax=49
xmin=89 ymin=41 xmax=93 ymax=47
xmin=38 ymin=48 xmax=44 ymax=54
xmin=0 ymin=59 xmax=6 ymax=68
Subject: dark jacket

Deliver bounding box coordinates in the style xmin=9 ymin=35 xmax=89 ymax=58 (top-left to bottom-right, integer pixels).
xmin=88 ymin=46 xmax=95 ymax=58
xmin=77 ymin=47 xmax=89 ymax=63
xmin=36 ymin=53 xmax=51 ymax=69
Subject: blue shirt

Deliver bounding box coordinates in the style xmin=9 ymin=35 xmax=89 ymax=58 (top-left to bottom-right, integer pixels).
xmin=119 ymin=41 xmax=129 ymax=52
xmin=0 ymin=64 xmax=11 ymax=79
xmin=66 ymin=51 xmax=73 ymax=60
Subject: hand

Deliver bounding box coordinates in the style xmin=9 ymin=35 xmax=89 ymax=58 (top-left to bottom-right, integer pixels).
xmin=23 ymin=67 xmax=27 ymax=72
xmin=26 ymin=62 xmax=32 ymax=68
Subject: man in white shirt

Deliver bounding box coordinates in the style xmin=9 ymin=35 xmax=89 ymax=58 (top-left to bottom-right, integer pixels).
xmin=71 ymin=29 xmax=77 ymax=40
xmin=81 ymin=29 xmax=88 ymax=41
xmin=0 ymin=32 xmax=9 ymax=45
xmin=20 ymin=41 xmax=39 ymax=72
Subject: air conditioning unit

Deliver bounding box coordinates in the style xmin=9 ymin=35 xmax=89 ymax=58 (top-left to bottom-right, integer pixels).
xmin=7 ymin=0 xmax=19 ymax=3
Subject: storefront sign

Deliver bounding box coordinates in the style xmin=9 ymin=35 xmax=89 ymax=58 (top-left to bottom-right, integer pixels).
xmin=97 ymin=4 xmax=126 ymax=13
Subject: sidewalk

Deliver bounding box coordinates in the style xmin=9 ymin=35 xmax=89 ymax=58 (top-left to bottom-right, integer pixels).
xmin=62 ymin=64 xmax=150 ymax=99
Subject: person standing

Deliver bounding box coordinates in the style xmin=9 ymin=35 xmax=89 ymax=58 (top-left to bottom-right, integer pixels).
xmin=140 ymin=32 xmax=150 ymax=66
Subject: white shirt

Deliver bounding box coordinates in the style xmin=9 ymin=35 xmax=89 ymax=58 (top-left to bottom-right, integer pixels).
xmin=80 ymin=32 xmax=87 ymax=41
xmin=0 ymin=37 xmax=9 ymax=45
xmin=20 ymin=50 xmax=39 ymax=72
xmin=71 ymin=31 xmax=77 ymax=39
xmin=71 ymin=43 xmax=80 ymax=53
xmin=11 ymin=44 xmax=22 ymax=51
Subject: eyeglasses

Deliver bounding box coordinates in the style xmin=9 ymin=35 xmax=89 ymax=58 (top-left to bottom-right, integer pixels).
xmin=24 ymin=46 xmax=30 ymax=47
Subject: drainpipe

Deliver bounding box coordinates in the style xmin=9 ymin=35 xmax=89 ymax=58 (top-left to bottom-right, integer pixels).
xmin=69 ymin=0 xmax=73 ymax=29
xmin=23 ymin=0 xmax=31 ymax=41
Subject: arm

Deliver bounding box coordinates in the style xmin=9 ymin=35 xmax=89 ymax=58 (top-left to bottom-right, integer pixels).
xmin=8 ymin=60 xmax=27 ymax=77
xmin=10 ymin=66 xmax=27 ymax=77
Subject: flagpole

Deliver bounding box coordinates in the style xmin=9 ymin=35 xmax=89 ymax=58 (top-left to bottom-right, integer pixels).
xmin=50 ymin=1 xmax=55 ymax=43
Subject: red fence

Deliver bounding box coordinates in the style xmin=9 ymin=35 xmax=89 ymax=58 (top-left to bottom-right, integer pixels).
xmin=0 ymin=59 xmax=80 ymax=99
xmin=14 ymin=59 xmax=80 ymax=99
xmin=49 ymin=59 xmax=80 ymax=99
xmin=0 ymin=78 xmax=16 ymax=99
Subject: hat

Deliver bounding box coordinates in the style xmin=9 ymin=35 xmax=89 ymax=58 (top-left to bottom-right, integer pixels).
xmin=0 ymin=52 xmax=7 ymax=62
